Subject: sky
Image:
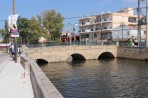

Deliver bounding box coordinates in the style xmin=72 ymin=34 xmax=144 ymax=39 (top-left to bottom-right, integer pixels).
xmin=0 ymin=0 xmax=146 ymax=31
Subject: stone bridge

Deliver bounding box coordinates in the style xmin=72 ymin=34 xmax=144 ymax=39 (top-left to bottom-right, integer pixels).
xmin=26 ymin=45 xmax=118 ymax=62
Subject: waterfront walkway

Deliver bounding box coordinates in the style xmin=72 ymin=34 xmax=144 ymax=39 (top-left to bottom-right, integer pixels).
xmin=0 ymin=53 xmax=34 ymax=98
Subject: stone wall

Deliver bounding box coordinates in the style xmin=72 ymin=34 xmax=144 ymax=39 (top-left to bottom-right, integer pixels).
xmin=20 ymin=55 xmax=64 ymax=98
xmin=26 ymin=46 xmax=117 ymax=62
xmin=117 ymin=47 xmax=148 ymax=61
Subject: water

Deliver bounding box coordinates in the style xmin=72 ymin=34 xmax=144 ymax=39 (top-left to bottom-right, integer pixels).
xmin=40 ymin=59 xmax=148 ymax=98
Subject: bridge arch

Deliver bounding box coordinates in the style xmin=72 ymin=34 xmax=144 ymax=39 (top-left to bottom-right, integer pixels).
xmin=71 ymin=53 xmax=86 ymax=61
xmin=36 ymin=59 xmax=48 ymax=66
xmin=66 ymin=53 xmax=86 ymax=62
xmin=98 ymin=52 xmax=115 ymax=59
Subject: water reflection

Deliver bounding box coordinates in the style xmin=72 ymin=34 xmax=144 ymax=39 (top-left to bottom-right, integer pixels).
xmin=67 ymin=60 xmax=86 ymax=66
xmin=40 ymin=59 xmax=148 ymax=98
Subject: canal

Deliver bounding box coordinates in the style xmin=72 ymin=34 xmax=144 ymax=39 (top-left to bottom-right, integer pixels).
xmin=40 ymin=59 xmax=148 ymax=98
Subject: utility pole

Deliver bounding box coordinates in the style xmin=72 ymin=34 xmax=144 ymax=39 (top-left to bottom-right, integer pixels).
xmin=101 ymin=12 xmax=103 ymax=45
xmin=120 ymin=23 xmax=125 ymax=47
xmin=12 ymin=0 xmax=16 ymax=15
xmin=146 ymin=0 xmax=148 ymax=47
xmin=67 ymin=22 xmax=70 ymax=46
xmin=5 ymin=20 xmax=8 ymax=53
xmin=12 ymin=0 xmax=17 ymax=63
xmin=93 ymin=15 xmax=96 ymax=45
xmin=137 ymin=0 xmax=141 ymax=47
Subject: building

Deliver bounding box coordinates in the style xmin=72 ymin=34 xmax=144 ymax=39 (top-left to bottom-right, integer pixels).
xmin=61 ymin=32 xmax=79 ymax=43
xmin=78 ymin=8 xmax=145 ymax=45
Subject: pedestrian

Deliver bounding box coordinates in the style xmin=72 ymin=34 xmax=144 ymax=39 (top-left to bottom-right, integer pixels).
xmin=9 ymin=45 xmax=12 ymax=57
xmin=18 ymin=45 xmax=22 ymax=57
xmin=11 ymin=43 xmax=15 ymax=60
xmin=128 ymin=39 xmax=131 ymax=47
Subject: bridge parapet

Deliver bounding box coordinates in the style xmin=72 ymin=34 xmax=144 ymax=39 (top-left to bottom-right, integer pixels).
xmin=20 ymin=54 xmax=64 ymax=98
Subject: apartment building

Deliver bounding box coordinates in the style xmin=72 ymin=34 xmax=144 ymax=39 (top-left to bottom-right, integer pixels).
xmin=78 ymin=8 xmax=145 ymax=43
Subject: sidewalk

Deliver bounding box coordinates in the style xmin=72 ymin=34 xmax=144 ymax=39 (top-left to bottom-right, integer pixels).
xmin=0 ymin=54 xmax=34 ymax=98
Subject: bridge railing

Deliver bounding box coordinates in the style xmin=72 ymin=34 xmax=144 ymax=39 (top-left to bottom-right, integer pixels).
xmin=27 ymin=41 xmax=117 ymax=48
xmin=20 ymin=54 xmax=64 ymax=98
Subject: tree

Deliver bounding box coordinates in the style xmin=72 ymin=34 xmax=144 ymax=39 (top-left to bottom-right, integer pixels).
xmin=18 ymin=9 xmax=64 ymax=44
xmin=41 ymin=10 xmax=64 ymax=42
xmin=0 ymin=21 xmax=10 ymax=43
xmin=18 ymin=18 xmax=30 ymax=44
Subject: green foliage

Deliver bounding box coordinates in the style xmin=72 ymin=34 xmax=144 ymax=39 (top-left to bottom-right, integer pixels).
xmin=0 ymin=29 xmax=10 ymax=43
xmin=17 ymin=9 xmax=64 ymax=44
xmin=41 ymin=10 xmax=64 ymax=42
xmin=18 ymin=18 xmax=30 ymax=44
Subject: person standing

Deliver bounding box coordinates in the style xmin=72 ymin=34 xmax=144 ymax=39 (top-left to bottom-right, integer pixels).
xmin=11 ymin=43 xmax=15 ymax=60
xmin=9 ymin=45 xmax=12 ymax=57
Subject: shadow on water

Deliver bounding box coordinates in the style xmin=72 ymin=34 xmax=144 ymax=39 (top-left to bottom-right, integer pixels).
xmin=67 ymin=60 xmax=86 ymax=66
xmin=36 ymin=59 xmax=48 ymax=67
xmin=98 ymin=57 xmax=115 ymax=61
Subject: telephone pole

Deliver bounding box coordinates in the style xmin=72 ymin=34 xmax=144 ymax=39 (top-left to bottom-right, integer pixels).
xmin=146 ymin=0 xmax=148 ymax=47
xmin=12 ymin=0 xmax=17 ymax=63
xmin=12 ymin=0 xmax=16 ymax=15
xmin=137 ymin=0 xmax=141 ymax=47
xmin=120 ymin=23 xmax=125 ymax=47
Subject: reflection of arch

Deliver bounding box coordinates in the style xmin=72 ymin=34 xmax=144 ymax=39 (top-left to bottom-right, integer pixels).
xmin=98 ymin=52 xmax=115 ymax=59
xmin=36 ymin=59 xmax=48 ymax=66
xmin=71 ymin=53 xmax=86 ymax=61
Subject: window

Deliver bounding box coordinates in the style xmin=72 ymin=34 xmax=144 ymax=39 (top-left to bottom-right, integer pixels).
xmin=94 ymin=34 xmax=97 ymax=38
xmin=81 ymin=34 xmax=89 ymax=39
xmin=101 ymin=32 xmax=111 ymax=39
xmin=128 ymin=17 xmax=136 ymax=23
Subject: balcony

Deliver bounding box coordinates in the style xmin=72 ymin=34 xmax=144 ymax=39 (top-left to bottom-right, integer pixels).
xmin=103 ymin=27 xmax=107 ymax=29
xmin=102 ymin=17 xmax=112 ymax=22
xmin=78 ymin=29 xmax=85 ymax=33
xmin=85 ymin=22 xmax=91 ymax=25
xmin=102 ymin=26 xmax=112 ymax=30
xmin=107 ymin=18 xmax=112 ymax=22
xmin=85 ymin=29 xmax=94 ymax=32
xmin=107 ymin=26 xmax=112 ymax=30
xmin=80 ymin=22 xmax=94 ymax=27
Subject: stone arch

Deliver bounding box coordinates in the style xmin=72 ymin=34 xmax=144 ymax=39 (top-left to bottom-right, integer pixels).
xmin=71 ymin=53 xmax=86 ymax=61
xmin=36 ymin=59 xmax=48 ymax=66
xmin=98 ymin=52 xmax=115 ymax=59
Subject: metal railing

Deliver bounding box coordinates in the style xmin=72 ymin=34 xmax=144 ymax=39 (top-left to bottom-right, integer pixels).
xmin=27 ymin=41 xmax=117 ymax=48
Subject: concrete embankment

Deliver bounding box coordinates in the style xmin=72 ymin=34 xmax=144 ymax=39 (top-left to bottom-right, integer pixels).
xmin=20 ymin=54 xmax=63 ymax=98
